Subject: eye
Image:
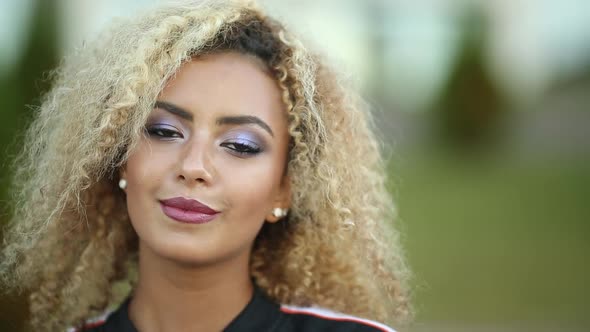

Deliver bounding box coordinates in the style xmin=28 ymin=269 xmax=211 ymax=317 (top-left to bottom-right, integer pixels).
xmin=221 ymin=139 xmax=262 ymax=156
xmin=145 ymin=124 xmax=183 ymax=139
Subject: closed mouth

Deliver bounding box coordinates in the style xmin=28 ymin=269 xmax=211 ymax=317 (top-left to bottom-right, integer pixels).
xmin=159 ymin=197 xmax=220 ymax=224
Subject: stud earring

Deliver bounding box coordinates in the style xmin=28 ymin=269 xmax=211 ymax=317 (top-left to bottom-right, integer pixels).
xmin=272 ymin=208 xmax=288 ymax=218
xmin=118 ymin=179 xmax=127 ymax=190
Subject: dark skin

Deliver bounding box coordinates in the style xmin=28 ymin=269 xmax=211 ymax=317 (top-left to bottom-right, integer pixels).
xmin=120 ymin=52 xmax=291 ymax=331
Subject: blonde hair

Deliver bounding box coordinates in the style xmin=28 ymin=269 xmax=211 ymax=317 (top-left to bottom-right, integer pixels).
xmin=0 ymin=0 xmax=411 ymax=330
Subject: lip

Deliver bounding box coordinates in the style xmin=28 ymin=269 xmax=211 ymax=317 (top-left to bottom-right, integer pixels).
xmin=159 ymin=197 xmax=220 ymax=224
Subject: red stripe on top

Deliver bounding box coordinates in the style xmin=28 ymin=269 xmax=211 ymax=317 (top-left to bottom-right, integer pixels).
xmin=280 ymin=306 xmax=393 ymax=332
xmin=75 ymin=319 xmax=106 ymax=331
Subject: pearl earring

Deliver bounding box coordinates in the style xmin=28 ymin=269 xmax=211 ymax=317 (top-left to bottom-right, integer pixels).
xmin=272 ymin=208 xmax=288 ymax=218
xmin=118 ymin=179 xmax=127 ymax=190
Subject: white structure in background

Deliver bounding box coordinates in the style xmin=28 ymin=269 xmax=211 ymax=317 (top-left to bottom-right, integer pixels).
xmin=57 ymin=0 xmax=155 ymax=52
xmin=486 ymin=0 xmax=590 ymax=107
xmin=0 ymin=0 xmax=36 ymax=75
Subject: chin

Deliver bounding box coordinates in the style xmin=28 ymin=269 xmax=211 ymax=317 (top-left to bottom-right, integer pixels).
xmin=147 ymin=238 xmax=223 ymax=266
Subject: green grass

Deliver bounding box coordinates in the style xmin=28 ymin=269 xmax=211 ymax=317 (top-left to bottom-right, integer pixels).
xmin=388 ymin=150 xmax=590 ymax=326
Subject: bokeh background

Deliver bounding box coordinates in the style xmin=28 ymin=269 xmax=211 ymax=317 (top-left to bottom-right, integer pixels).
xmin=1 ymin=0 xmax=588 ymax=331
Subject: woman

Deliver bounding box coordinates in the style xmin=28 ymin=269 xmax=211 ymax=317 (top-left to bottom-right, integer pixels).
xmin=0 ymin=0 xmax=411 ymax=331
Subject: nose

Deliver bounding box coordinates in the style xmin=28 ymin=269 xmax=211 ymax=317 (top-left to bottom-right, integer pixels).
xmin=177 ymin=135 xmax=215 ymax=185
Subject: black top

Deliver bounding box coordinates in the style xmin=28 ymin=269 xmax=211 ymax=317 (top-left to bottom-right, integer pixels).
xmin=79 ymin=287 xmax=395 ymax=332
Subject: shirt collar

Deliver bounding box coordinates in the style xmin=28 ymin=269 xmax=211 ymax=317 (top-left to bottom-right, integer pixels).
xmin=99 ymin=285 xmax=282 ymax=332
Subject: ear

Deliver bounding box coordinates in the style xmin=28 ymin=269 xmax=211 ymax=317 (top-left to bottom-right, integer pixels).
xmin=265 ymin=174 xmax=291 ymax=223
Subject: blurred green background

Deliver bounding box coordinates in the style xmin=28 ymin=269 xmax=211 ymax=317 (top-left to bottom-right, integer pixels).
xmin=1 ymin=0 xmax=588 ymax=331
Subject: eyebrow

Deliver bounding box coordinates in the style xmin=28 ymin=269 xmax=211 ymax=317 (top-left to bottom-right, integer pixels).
xmin=216 ymin=115 xmax=274 ymax=137
xmin=155 ymin=101 xmax=193 ymax=121
xmin=154 ymin=100 xmax=274 ymax=137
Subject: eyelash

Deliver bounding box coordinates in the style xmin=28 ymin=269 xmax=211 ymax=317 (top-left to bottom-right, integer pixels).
xmin=145 ymin=125 xmax=262 ymax=156
xmin=145 ymin=125 xmax=182 ymax=139
xmin=220 ymin=140 xmax=261 ymax=156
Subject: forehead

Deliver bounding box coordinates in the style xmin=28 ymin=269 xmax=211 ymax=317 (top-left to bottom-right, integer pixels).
xmin=158 ymin=52 xmax=286 ymax=126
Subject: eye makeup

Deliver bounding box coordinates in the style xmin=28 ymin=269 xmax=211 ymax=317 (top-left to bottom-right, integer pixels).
xmin=146 ymin=105 xmax=271 ymax=156
xmin=144 ymin=108 xmax=186 ymax=139
xmin=145 ymin=123 xmax=183 ymax=140
xmin=220 ymin=130 xmax=266 ymax=157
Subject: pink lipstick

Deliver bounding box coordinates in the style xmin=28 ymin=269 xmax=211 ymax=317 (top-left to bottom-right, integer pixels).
xmin=160 ymin=197 xmax=220 ymax=224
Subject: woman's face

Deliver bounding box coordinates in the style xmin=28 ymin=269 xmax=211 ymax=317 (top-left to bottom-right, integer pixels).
xmin=121 ymin=52 xmax=290 ymax=266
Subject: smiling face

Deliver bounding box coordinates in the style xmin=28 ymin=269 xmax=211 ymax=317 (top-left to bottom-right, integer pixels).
xmin=121 ymin=52 xmax=291 ymax=266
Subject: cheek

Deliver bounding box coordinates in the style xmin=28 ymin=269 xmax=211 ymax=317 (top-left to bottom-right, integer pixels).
xmin=221 ymin=157 xmax=282 ymax=216
xmin=124 ymin=142 xmax=169 ymax=216
xmin=126 ymin=140 xmax=170 ymax=186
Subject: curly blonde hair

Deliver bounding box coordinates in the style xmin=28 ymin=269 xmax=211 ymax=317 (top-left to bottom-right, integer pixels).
xmin=0 ymin=0 xmax=411 ymax=330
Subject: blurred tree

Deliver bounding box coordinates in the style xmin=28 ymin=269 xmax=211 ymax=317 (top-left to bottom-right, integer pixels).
xmin=551 ymin=59 xmax=590 ymax=93
xmin=430 ymin=8 xmax=506 ymax=150
xmin=0 ymin=0 xmax=59 ymax=210
xmin=0 ymin=0 xmax=60 ymax=330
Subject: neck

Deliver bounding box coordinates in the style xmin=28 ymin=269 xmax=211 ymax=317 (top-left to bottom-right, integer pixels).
xmin=128 ymin=242 xmax=254 ymax=332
